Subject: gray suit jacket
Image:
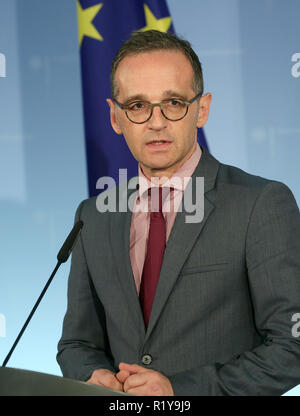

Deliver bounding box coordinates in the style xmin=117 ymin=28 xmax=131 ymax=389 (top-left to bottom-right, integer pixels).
xmin=57 ymin=147 xmax=300 ymax=395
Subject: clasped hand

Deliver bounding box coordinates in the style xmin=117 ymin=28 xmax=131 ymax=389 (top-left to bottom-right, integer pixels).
xmin=87 ymin=362 xmax=174 ymax=396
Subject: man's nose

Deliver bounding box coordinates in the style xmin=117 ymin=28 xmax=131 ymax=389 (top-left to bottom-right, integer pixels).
xmin=148 ymin=105 xmax=167 ymax=130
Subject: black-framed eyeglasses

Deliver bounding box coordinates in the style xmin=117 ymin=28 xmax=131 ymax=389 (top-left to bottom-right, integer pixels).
xmin=113 ymin=92 xmax=202 ymax=124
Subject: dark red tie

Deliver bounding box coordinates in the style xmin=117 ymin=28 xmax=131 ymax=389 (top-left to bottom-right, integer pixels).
xmin=140 ymin=187 xmax=166 ymax=328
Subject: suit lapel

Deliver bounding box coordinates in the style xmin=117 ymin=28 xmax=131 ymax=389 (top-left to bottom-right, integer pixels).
xmin=145 ymin=148 xmax=220 ymax=341
xmin=110 ymin=185 xmax=146 ymax=335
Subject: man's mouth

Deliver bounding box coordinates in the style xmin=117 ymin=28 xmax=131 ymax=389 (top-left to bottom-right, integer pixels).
xmin=149 ymin=141 xmax=167 ymax=145
xmin=146 ymin=140 xmax=172 ymax=146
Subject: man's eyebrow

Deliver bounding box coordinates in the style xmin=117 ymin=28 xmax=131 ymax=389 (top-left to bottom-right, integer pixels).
xmin=122 ymin=94 xmax=148 ymax=104
xmin=162 ymin=90 xmax=188 ymax=99
xmin=122 ymin=91 xmax=188 ymax=104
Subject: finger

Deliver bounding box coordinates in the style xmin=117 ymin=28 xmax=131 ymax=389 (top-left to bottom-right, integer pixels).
xmin=126 ymin=385 xmax=154 ymax=396
xmin=105 ymin=375 xmax=124 ymax=392
xmin=116 ymin=369 xmax=130 ymax=384
xmin=126 ymin=387 xmax=145 ymax=396
xmin=126 ymin=382 xmax=165 ymax=396
xmin=123 ymin=372 xmax=148 ymax=392
xmin=87 ymin=379 xmax=104 ymax=386
xmin=119 ymin=362 xmax=146 ymax=373
xmin=94 ymin=372 xmax=123 ymax=391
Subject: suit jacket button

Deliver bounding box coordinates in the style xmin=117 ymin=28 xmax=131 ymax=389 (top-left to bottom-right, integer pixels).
xmin=142 ymin=354 xmax=152 ymax=365
xmin=264 ymin=337 xmax=273 ymax=346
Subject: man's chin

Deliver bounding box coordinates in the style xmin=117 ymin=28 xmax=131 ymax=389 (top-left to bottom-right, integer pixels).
xmin=139 ymin=160 xmax=178 ymax=179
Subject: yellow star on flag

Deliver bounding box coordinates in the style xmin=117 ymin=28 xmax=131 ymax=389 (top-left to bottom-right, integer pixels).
xmin=77 ymin=1 xmax=103 ymax=47
xmin=139 ymin=4 xmax=172 ymax=33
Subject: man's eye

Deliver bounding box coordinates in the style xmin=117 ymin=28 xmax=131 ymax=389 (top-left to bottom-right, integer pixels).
xmin=129 ymin=102 xmax=146 ymax=111
xmin=169 ymin=99 xmax=184 ymax=106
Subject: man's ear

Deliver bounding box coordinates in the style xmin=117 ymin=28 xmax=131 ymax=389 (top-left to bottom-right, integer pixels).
xmin=196 ymin=93 xmax=212 ymax=128
xmin=106 ymin=98 xmax=123 ymax=135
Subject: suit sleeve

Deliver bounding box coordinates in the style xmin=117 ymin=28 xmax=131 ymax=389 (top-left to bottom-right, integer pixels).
xmin=169 ymin=181 xmax=300 ymax=395
xmin=56 ymin=201 xmax=116 ymax=381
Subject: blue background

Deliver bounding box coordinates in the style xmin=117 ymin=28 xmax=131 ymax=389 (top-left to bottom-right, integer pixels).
xmin=0 ymin=0 xmax=299 ymax=395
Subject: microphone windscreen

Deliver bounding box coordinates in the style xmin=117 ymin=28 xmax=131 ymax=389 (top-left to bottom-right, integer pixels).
xmin=57 ymin=220 xmax=83 ymax=263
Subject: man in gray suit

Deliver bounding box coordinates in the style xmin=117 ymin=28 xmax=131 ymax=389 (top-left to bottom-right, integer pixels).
xmin=57 ymin=30 xmax=300 ymax=395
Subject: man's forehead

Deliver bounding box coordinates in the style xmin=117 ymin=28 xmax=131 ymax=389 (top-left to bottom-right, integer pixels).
xmin=114 ymin=50 xmax=194 ymax=98
xmin=116 ymin=49 xmax=192 ymax=73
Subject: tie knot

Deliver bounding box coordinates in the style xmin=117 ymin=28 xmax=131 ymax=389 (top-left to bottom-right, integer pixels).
xmin=147 ymin=187 xmax=173 ymax=213
xmin=148 ymin=187 xmax=163 ymax=213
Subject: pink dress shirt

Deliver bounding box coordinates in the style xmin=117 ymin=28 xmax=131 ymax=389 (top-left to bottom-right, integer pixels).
xmin=130 ymin=144 xmax=202 ymax=294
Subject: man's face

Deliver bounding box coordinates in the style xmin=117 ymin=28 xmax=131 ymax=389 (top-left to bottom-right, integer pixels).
xmin=107 ymin=50 xmax=211 ymax=179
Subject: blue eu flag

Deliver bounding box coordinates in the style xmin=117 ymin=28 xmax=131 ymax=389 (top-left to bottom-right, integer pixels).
xmin=77 ymin=0 xmax=208 ymax=197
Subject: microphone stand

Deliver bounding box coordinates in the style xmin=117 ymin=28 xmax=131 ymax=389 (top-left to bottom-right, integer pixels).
xmin=2 ymin=220 xmax=83 ymax=367
xmin=2 ymin=261 xmax=61 ymax=367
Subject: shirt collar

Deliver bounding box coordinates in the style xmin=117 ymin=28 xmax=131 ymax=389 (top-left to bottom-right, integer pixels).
xmin=137 ymin=143 xmax=202 ymax=199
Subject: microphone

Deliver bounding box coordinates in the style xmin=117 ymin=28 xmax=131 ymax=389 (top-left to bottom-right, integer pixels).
xmin=2 ymin=220 xmax=84 ymax=367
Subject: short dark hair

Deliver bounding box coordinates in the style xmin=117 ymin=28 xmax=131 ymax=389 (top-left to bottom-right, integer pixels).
xmin=110 ymin=30 xmax=203 ymax=99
